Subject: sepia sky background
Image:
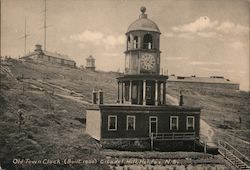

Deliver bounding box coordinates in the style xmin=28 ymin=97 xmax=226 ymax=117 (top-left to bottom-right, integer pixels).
xmin=1 ymin=0 xmax=249 ymax=91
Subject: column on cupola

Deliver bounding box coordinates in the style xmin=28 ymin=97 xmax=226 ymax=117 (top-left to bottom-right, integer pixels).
xmin=121 ymin=82 xmax=124 ymax=104
xmin=163 ymin=82 xmax=166 ymax=104
xmin=159 ymin=82 xmax=163 ymax=105
xmin=155 ymin=80 xmax=158 ymax=106
xmin=117 ymin=82 xmax=120 ymax=103
xmin=143 ymin=80 xmax=146 ymax=105
xmin=130 ymin=34 xmax=134 ymax=50
xmin=138 ymin=36 xmax=141 ymax=49
xmin=129 ymin=80 xmax=132 ymax=104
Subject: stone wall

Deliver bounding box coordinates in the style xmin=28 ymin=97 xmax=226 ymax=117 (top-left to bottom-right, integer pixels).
xmin=167 ymin=81 xmax=239 ymax=91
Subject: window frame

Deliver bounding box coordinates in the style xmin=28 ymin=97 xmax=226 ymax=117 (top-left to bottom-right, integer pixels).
xmin=108 ymin=115 xmax=117 ymax=131
xmin=126 ymin=115 xmax=136 ymax=130
xmin=170 ymin=116 xmax=179 ymax=130
xmin=186 ymin=116 xmax=195 ymax=130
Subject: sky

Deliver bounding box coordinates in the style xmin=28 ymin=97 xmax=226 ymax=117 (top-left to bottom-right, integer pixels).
xmin=1 ymin=0 xmax=249 ymax=91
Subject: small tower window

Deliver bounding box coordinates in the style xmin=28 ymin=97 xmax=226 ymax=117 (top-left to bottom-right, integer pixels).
xmin=143 ymin=34 xmax=153 ymax=49
xmin=127 ymin=36 xmax=131 ymax=50
xmin=134 ymin=36 xmax=139 ymax=49
xmin=127 ymin=36 xmax=131 ymax=43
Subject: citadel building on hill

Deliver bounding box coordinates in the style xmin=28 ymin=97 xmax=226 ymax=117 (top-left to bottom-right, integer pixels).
xmin=20 ymin=44 xmax=76 ymax=68
xmin=167 ymin=75 xmax=239 ymax=91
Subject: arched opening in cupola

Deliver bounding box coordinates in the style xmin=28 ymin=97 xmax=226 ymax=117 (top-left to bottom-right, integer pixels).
xmin=127 ymin=35 xmax=131 ymax=50
xmin=134 ymin=36 xmax=139 ymax=49
xmin=143 ymin=34 xmax=153 ymax=49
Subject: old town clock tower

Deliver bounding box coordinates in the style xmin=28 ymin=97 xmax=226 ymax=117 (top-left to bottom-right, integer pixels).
xmin=117 ymin=7 xmax=167 ymax=105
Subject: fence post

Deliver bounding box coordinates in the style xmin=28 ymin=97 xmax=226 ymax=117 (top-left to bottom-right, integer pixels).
xmin=204 ymin=141 xmax=207 ymax=154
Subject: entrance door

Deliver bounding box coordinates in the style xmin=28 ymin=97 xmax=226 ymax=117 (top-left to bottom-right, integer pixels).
xmin=149 ymin=116 xmax=158 ymax=135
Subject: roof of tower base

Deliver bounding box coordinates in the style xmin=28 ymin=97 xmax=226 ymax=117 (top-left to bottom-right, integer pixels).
xmin=127 ymin=7 xmax=161 ymax=34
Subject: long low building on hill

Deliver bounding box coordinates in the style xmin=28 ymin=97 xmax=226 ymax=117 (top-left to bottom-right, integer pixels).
xmin=167 ymin=75 xmax=239 ymax=90
xmin=20 ymin=44 xmax=76 ymax=68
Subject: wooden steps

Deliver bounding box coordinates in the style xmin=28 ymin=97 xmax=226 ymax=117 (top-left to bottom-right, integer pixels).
xmin=218 ymin=140 xmax=250 ymax=170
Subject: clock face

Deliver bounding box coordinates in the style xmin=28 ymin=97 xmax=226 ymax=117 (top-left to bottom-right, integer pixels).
xmin=140 ymin=54 xmax=156 ymax=71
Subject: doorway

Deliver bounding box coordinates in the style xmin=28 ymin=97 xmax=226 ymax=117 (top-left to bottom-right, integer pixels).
xmin=149 ymin=116 xmax=158 ymax=135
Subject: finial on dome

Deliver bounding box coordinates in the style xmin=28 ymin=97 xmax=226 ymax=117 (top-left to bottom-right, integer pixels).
xmin=139 ymin=6 xmax=147 ymax=19
xmin=140 ymin=6 xmax=146 ymax=14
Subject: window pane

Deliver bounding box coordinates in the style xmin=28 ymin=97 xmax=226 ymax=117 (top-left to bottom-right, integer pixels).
xmin=187 ymin=117 xmax=194 ymax=130
xmin=151 ymin=117 xmax=157 ymax=122
xmin=146 ymin=86 xmax=151 ymax=99
xmin=109 ymin=116 xmax=116 ymax=130
xmin=171 ymin=117 xmax=178 ymax=130
xmin=125 ymin=85 xmax=129 ymax=101
xmin=127 ymin=116 xmax=135 ymax=130
xmin=132 ymin=85 xmax=137 ymax=99
xmin=150 ymin=122 xmax=157 ymax=133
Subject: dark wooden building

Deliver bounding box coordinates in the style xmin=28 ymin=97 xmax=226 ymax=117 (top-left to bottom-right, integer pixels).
xmin=20 ymin=44 xmax=76 ymax=68
xmin=86 ymin=7 xmax=201 ymax=151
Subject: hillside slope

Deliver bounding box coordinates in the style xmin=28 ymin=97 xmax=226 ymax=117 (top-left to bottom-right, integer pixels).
xmin=166 ymin=84 xmax=250 ymax=157
xmin=0 ymin=59 xmax=115 ymax=169
xmin=0 ymin=58 xmax=249 ymax=169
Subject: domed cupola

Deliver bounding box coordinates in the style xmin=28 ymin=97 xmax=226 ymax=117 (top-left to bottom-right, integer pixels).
xmin=127 ymin=7 xmax=160 ymax=33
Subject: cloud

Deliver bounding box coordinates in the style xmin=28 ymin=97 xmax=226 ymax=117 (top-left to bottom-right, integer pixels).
xmin=189 ymin=61 xmax=222 ymax=66
xmin=177 ymin=33 xmax=194 ymax=39
xmin=105 ymin=35 xmax=125 ymax=48
xmin=200 ymin=67 xmax=221 ymax=72
xmin=168 ymin=16 xmax=248 ymax=39
xmin=70 ymin=30 xmax=104 ymax=45
xmin=172 ymin=16 xmax=218 ymax=33
xmin=230 ymin=41 xmax=244 ymax=49
xmin=163 ymin=32 xmax=174 ymax=37
xmin=166 ymin=56 xmax=188 ymax=60
xmin=197 ymin=32 xmax=217 ymax=38
xmin=103 ymin=53 xmax=120 ymax=57
xmin=65 ymin=30 xmax=125 ymax=48
xmin=217 ymin=22 xmax=249 ymax=34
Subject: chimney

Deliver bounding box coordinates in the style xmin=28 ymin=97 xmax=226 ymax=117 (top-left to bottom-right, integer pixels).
xmin=92 ymin=89 xmax=98 ymax=104
xmin=98 ymin=89 xmax=103 ymax=104
xmin=179 ymin=90 xmax=184 ymax=106
xmin=35 ymin=44 xmax=42 ymax=52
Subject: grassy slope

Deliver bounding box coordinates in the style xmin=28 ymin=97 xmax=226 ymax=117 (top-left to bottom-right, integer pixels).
xmin=0 ymin=59 xmax=249 ymax=169
xmin=0 ymin=59 xmax=113 ymax=169
xmin=166 ymin=85 xmax=250 ymax=157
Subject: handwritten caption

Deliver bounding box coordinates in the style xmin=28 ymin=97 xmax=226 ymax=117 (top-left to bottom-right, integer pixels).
xmin=13 ymin=158 xmax=181 ymax=165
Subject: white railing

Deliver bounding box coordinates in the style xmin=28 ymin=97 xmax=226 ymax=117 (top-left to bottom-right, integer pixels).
xmin=150 ymin=132 xmax=196 ymax=140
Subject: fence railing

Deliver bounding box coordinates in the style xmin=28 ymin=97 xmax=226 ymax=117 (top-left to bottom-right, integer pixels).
xmin=150 ymin=132 xmax=196 ymax=141
xmin=218 ymin=140 xmax=250 ymax=163
xmin=218 ymin=140 xmax=250 ymax=170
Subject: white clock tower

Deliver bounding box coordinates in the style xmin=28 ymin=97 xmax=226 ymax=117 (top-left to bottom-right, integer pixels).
xmin=124 ymin=6 xmax=160 ymax=75
xmin=117 ymin=7 xmax=167 ymax=106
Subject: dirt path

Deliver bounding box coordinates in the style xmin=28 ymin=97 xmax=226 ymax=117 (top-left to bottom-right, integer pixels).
xmin=166 ymin=94 xmax=179 ymax=105
xmin=200 ymin=119 xmax=216 ymax=146
xmin=55 ymin=93 xmax=90 ymax=105
xmin=23 ymin=79 xmax=92 ymax=105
